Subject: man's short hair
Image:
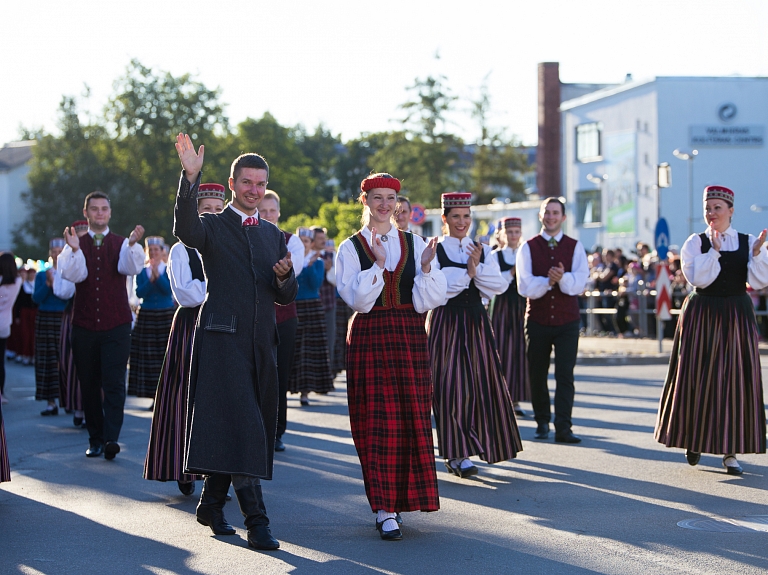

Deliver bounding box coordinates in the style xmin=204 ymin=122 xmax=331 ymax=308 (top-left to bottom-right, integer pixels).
xmin=263 ymin=190 xmax=280 ymax=210
xmin=397 ymin=196 xmax=412 ymax=210
xmin=230 ymin=153 xmax=269 ymax=181
xmin=84 ymin=191 xmax=110 ymax=210
xmin=310 ymin=226 xmax=327 ymax=239
xmin=540 ymin=196 xmax=565 ymax=215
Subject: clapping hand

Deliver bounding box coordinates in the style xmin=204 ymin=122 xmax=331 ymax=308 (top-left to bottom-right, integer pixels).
xmin=273 ymin=252 xmax=293 ymax=281
xmin=175 ymin=133 xmax=205 ymax=183
xmin=370 ymin=228 xmax=386 ymax=269
xmin=548 ymin=262 xmax=565 ymax=286
xmin=753 ymin=229 xmax=767 ymax=257
xmin=711 ymin=229 xmax=722 ymax=252
xmin=63 ymin=226 xmax=80 ymax=251
xmin=466 ymin=242 xmax=482 ymax=278
xmin=128 ymin=225 xmax=145 ymax=247
xmin=421 ymin=237 xmax=438 ymax=273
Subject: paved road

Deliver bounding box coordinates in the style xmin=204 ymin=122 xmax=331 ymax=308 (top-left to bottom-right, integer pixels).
xmin=1 ymin=357 xmax=767 ymax=575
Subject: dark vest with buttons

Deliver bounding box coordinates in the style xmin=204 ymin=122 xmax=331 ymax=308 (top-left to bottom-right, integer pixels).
xmin=349 ymin=230 xmax=415 ymax=310
xmin=696 ymin=232 xmax=749 ymax=297
xmin=72 ymin=232 xmax=133 ymax=331
xmin=275 ymin=231 xmax=298 ymax=324
xmin=526 ymin=234 xmax=580 ymax=326
xmin=436 ymin=242 xmax=485 ymax=308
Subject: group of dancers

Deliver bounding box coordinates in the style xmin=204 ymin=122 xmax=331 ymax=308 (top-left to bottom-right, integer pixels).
xmin=0 ymin=133 xmax=766 ymax=549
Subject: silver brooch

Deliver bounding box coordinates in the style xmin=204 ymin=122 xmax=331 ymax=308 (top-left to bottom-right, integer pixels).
xmin=380 ymin=235 xmax=389 ymax=242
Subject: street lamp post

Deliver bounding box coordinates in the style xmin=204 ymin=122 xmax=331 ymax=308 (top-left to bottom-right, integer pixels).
xmin=672 ymin=149 xmax=698 ymax=237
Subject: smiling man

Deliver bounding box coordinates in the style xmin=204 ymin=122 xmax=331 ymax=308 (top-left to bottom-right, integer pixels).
xmin=517 ymin=197 xmax=589 ymax=444
xmin=173 ymin=134 xmax=297 ymax=551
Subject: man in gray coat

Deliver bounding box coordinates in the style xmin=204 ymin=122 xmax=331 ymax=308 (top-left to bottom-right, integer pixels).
xmin=173 ymin=133 xmax=297 ymax=551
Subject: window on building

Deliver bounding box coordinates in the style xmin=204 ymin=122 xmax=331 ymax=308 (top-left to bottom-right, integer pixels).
xmin=575 ymin=122 xmax=602 ymax=162
xmin=576 ymin=188 xmax=601 ymax=225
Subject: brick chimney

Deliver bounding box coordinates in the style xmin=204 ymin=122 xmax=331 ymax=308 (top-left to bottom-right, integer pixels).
xmin=537 ymin=62 xmax=561 ymax=198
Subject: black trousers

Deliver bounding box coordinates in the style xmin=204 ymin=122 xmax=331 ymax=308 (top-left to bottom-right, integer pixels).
xmin=275 ymin=317 xmax=297 ymax=439
xmin=525 ymin=319 xmax=580 ymax=434
xmin=71 ymin=323 xmax=131 ymax=445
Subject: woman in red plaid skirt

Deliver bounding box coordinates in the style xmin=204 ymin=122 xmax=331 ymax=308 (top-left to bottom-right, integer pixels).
xmin=336 ymin=173 xmax=447 ymax=541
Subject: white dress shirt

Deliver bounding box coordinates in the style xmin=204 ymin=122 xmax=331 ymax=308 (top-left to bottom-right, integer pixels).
xmin=336 ymin=226 xmax=447 ymax=314
xmin=167 ymin=242 xmax=206 ymax=308
xmin=57 ymin=227 xmax=145 ymax=283
xmin=491 ymin=245 xmax=519 ymax=285
xmin=433 ymin=236 xmax=507 ymax=303
xmin=0 ymin=277 xmax=23 ymax=338
xmin=681 ymin=226 xmax=768 ymax=289
xmin=517 ymin=230 xmax=590 ymax=300
xmin=286 ymin=234 xmax=305 ymax=277
xmin=50 ymin=268 xmax=76 ymax=300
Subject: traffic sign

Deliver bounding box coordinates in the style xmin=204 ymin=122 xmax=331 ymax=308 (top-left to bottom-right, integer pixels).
xmin=654 ymin=218 xmax=670 ymax=261
xmin=410 ymin=203 xmax=427 ymax=226
xmin=655 ymin=263 xmax=672 ymax=321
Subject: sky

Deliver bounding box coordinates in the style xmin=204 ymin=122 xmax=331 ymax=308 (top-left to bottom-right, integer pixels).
xmin=3 ymin=0 xmax=768 ymax=148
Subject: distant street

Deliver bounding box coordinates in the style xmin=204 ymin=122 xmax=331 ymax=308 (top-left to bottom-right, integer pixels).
xmin=1 ymin=355 xmax=767 ymax=575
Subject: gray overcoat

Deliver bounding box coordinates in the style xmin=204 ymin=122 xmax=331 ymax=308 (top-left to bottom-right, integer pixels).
xmin=173 ymin=172 xmax=297 ymax=479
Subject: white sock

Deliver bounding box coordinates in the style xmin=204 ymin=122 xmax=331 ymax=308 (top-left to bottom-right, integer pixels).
xmin=723 ymin=455 xmax=740 ymax=467
xmin=459 ymin=458 xmax=474 ymax=470
xmin=377 ymin=510 xmax=397 ymax=530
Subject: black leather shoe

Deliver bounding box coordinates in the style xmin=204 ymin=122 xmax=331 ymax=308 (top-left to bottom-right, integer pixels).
xmin=73 ymin=416 xmax=83 ymax=427
xmin=274 ymin=438 xmax=285 ymax=452
xmin=459 ymin=464 xmax=479 ymax=478
xmin=554 ymin=431 xmax=582 ymax=444
xmin=685 ymin=450 xmax=701 ymax=466
xmin=723 ymin=456 xmax=743 ymax=476
xmin=41 ymin=406 xmax=58 ymax=416
xmin=196 ymin=507 xmax=236 ymax=535
xmin=514 ymin=406 xmax=526 ymax=418
xmin=247 ymin=524 xmax=280 ymax=550
xmin=375 ymin=518 xmax=403 ymax=541
xmin=178 ymin=480 xmax=196 ymax=496
xmin=534 ymin=423 xmax=550 ymax=439
xmin=104 ymin=441 xmax=120 ymax=460
xmin=85 ymin=443 xmax=103 ymax=457
xmin=444 ymin=460 xmax=461 ymax=477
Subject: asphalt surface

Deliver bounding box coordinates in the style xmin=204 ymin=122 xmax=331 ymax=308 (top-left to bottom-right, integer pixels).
xmin=1 ymin=346 xmax=767 ymax=575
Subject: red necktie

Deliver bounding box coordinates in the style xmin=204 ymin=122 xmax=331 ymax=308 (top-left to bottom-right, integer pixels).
xmin=243 ymin=216 xmax=259 ymax=227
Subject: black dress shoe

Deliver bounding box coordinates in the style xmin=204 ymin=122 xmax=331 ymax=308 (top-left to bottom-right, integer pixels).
xmin=514 ymin=406 xmax=526 ymax=418
xmin=86 ymin=443 xmax=103 ymax=457
xmin=375 ymin=518 xmax=403 ymax=541
xmin=554 ymin=431 xmax=582 ymax=444
xmin=177 ymin=480 xmax=196 ymax=496
xmin=247 ymin=524 xmax=280 ymax=550
xmin=685 ymin=450 xmax=701 ymax=466
xmin=723 ymin=456 xmax=743 ymax=475
xmin=104 ymin=441 xmax=120 ymax=460
xmin=534 ymin=423 xmax=550 ymax=439
xmin=459 ymin=464 xmax=479 ymax=478
xmin=73 ymin=416 xmax=83 ymax=427
xmin=444 ymin=460 xmax=461 ymax=477
xmin=41 ymin=406 xmax=58 ymax=416
xmin=274 ymin=438 xmax=285 ymax=452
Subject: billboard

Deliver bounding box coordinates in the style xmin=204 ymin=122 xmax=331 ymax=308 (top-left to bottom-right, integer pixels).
xmin=603 ymin=132 xmax=637 ymax=235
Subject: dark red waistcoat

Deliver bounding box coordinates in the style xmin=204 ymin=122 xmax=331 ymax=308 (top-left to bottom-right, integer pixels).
xmin=72 ymin=233 xmax=133 ymax=331
xmin=275 ymin=231 xmax=298 ymax=324
xmin=526 ymin=234 xmax=580 ymax=326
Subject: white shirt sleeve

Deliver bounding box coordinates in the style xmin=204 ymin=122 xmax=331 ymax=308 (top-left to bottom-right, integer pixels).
xmin=680 ymin=233 xmax=722 ymax=288
xmin=117 ymin=239 xmax=146 ymax=276
xmin=57 ymin=245 xmax=88 ymax=283
xmin=516 ymin=241 xmax=550 ymax=300
xmin=557 ymin=240 xmax=590 ymax=296
xmin=747 ymin=234 xmax=768 ymax=290
xmin=325 ymin=258 xmax=337 ymax=286
xmin=412 ymin=235 xmax=447 ymax=313
xmin=472 ymin=244 xmax=508 ymax=299
xmin=335 ymin=237 xmax=385 ymax=313
xmin=287 ymin=234 xmax=306 ymax=277
xmin=168 ymin=243 xmax=206 ymax=308
xmin=52 ymin=269 xmax=76 ymax=300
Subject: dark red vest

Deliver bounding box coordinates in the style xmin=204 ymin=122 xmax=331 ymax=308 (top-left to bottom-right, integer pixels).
xmin=526 ymin=234 xmax=580 ymax=326
xmin=275 ymin=231 xmax=298 ymax=324
xmin=72 ymin=232 xmax=133 ymax=331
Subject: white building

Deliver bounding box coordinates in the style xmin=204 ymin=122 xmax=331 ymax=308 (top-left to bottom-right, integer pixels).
xmin=561 ymin=76 xmax=768 ymax=253
xmin=0 ymin=141 xmax=35 ymax=252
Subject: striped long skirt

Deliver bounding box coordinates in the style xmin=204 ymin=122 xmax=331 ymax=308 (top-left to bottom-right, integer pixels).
xmin=128 ymin=307 xmax=175 ymax=398
xmin=347 ymin=307 xmax=439 ymax=512
xmin=655 ymin=293 xmax=766 ymax=454
xmin=428 ymin=304 xmax=522 ymax=464
xmin=0 ymin=404 xmax=9 ymax=482
xmin=288 ymin=299 xmax=334 ymax=394
xmin=58 ymin=307 xmax=82 ymax=412
xmin=333 ymin=299 xmax=353 ymax=375
xmin=34 ymin=310 xmax=63 ymax=401
xmin=144 ymin=306 xmax=201 ymax=482
xmin=490 ymin=288 xmax=530 ymax=402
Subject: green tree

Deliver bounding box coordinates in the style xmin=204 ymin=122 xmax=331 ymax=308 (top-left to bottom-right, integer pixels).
xmin=295 ymin=124 xmax=342 ymax=203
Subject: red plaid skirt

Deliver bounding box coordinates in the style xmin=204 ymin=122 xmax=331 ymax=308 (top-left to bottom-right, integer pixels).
xmin=346 ymin=307 xmax=439 ymax=513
